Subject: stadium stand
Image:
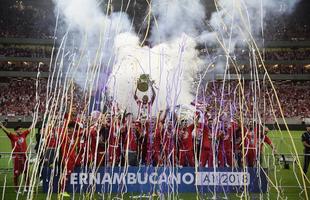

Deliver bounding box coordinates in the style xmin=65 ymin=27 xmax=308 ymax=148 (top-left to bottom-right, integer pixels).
xmin=0 ymin=61 xmax=49 ymax=72
xmin=0 ymin=78 xmax=83 ymax=120
xmin=0 ymin=0 xmax=54 ymax=39
xmin=0 ymin=44 xmax=52 ymax=58
xmin=0 ymin=0 xmax=308 ymax=123
xmin=0 ymin=1 xmax=309 ymax=200
xmin=264 ymin=13 xmax=310 ymax=41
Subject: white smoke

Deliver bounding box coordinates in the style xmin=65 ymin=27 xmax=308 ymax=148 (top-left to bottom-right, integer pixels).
xmin=54 ymin=0 xmax=132 ymax=33
xmin=53 ymin=0 xmax=133 ymax=91
xmin=108 ymin=32 xmax=202 ymax=115
xmin=52 ymin=0 xmax=301 ymax=116
xmin=200 ymin=0 xmax=300 ymax=49
xmin=150 ymin=0 xmax=206 ymax=44
xmin=105 ymin=0 xmax=207 ymax=115
xmin=52 ymin=0 xmax=206 ymax=116
xmin=197 ymin=0 xmax=300 ymax=74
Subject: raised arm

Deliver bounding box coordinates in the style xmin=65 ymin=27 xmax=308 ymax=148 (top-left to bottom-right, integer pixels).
xmin=134 ymin=88 xmax=139 ymax=102
xmin=159 ymin=109 xmax=168 ymax=123
xmin=0 ymin=122 xmax=11 ymax=137
xmin=21 ymin=122 xmax=37 ymax=137
xmin=264 ymin=135 xmax=277 ymax=154
xmin=28 ymin=121 xmax=36 ymax=131
xmin=150 ymin=84 xmax=156 ymax=104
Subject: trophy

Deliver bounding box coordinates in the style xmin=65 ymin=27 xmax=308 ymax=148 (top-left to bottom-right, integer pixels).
xmin=137 ymin=74 xmax=151 ymax=92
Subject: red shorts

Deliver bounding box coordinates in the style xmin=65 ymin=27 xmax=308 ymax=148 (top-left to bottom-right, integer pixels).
xmin=13 ymin=155 xmax=28 ymax=177
xmin=179 ymin=149 xmax=195 ymax=167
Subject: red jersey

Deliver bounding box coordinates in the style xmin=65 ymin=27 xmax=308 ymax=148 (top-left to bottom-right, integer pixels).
xmin=123 ymin=125 xmax=138 ymax=151
xmin=162 ymin=127 xmax=175 ymax=152
xmin=108 ymin=123 xmax=120 ymax=147
xmin=177 ymin=124 xmax=194 ymax=150
xmin=233 ymin=123 xmax=247 ymax=150
xmin=9 ymin=130 xmax=30 ymax=154
xmin=153 ymin=123 xmax=163 ymax=152
xmin=89 ymin=125 xmax=99 ymax=153
xmin=223 ymin=125 xmax=234 ymax=150
xmin=200 ymin=123 xmax=212 ymax=149
xmin=76 ymin=127 xmax=94 ymax=164
xmin=45 ymin=128 xmax=57 ymax=148
xmin=245 ymin=128 xmax=272 ymax=152
xmin=136 ymin=100 xmax=152 ymax=120
xmin=59 ymin=128 xmax=77 ymax=163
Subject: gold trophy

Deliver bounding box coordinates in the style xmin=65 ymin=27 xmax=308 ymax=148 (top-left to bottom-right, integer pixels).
xmin=137 ymin=74 xmax=151 ymax=92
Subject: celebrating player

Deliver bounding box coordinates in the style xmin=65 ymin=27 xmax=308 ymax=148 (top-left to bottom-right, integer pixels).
xmin=0 ymin=122 xmax=35 ymax=193
xmin=134 ymin=84 xmax=156 ymax=121
xmin=177 ymin=119 xmax=195 ymax=167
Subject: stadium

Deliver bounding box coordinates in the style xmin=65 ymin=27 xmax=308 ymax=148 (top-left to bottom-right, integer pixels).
xmin=0 ymin=0 xmax=309 ymax=199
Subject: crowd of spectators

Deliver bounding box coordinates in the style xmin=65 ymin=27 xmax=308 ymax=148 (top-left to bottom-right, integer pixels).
xmin=232 ymin=48 xmax=310 ymax=61
xmin=0 ymin=0 xmax=308 ymax=41
xmin=0 ymin=45 xmax=52 ymax=58
xmin=0 ymin=61 xmax=49 ymax=72
xmin=229 ymin=64 xmax=310 ymax=74
xmin=263 ymin=11 xmax=310 ymax=41
xmin=201 ymin=80 xmax=310 ymax=120
xmin=0 ymin=45 xmax=309 ymax=75
xmin=0 ymin=0 xmax=308 ymax=123
xmin=0 ymin=78 xmax=47 ymax=116
xmin=271 ymin=81 xmax=310 ymax=118
xmin=201 ymin=48 xmax=310 ymax=62
xmin=0 ymin=1 xmax=54 ymax=39
xmin=264 ymin=49 xmax=310 ymax=61
xmin=0 ymin=78 xmax=83 ymax=117
xmin=0 ymin=78 xmax=308 ymax=120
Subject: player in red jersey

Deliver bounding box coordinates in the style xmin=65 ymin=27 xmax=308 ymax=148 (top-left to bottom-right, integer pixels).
xmin=152 ymin=114 xmax=164 ymax=166
xmin=232 ymin=120 xmax=246 ymax=167
xmin=134 ymin=119 xmax=152 ymax=165
xmin=122 ymin=113 xmax=139 ymax=166
xmin=199 ymin=118 xmax=214 ymax=167
xmin=76 ymin=127 xmax=91 ymax=167
xmin=259 ymin=127 xmax=276 ymax=164
xmin=161 ymin=119 xmax=177 ymax=166
xmin=177 ymin=119 xmax=195 ymax=167
xmin=41 ymin=125 xmax=58 ymax=169
xmin=244 ymin=122 xmax=259 ymax=167
xmin=152 ymin=110 xmax=172 ymax=166
xmin=76 ymin=112 xmax=102 ymax=167
xmin=88 ymin=123 xmax=102 ymax=166
xmin=107 ymin=115 xmax=122 ymax=166
xmin=216 ymin=126 xmax=226 ymax=167
xmin=93 ymin=113 xmax=112 ymax=167
xmin=134 ymin=84 xmax=156 ymax=121
xmin=223 ymin=122 xmax=234 ymax=167
xmin=244 ymin=124 xmax=275 ymax=167
xmin=0 ymin=122 xmax=34 ymax=193
xmin=58 ymin=121 xmax=78 ymax=195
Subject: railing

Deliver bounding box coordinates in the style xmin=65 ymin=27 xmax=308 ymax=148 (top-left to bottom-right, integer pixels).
xmin=0 ymin=38 xmax=53 ymax=45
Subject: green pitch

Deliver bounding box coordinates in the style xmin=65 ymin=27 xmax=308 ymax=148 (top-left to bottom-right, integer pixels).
xmin=0 ymin=129 xmax=309 ymax=199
